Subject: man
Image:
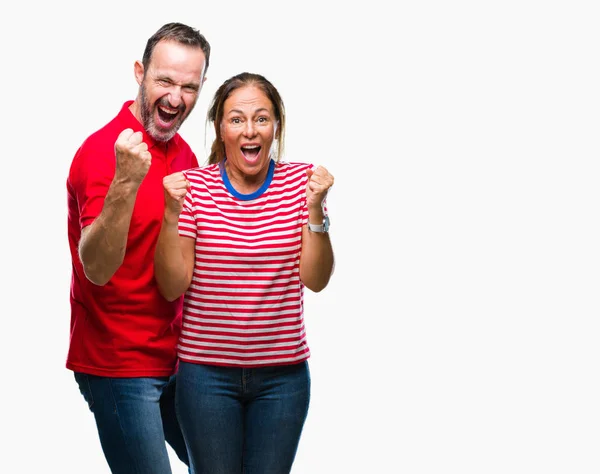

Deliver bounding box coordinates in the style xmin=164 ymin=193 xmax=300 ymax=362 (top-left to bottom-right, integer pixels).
xmin=66 ymin=22 xmax=210 ymax=473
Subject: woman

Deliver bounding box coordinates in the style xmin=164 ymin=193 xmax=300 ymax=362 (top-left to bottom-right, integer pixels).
xmin=154 ymin=72 xmax=335 ymax=473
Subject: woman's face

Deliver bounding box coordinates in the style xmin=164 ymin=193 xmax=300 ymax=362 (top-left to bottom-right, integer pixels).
xmin=221 ymin=85 xmax=276 ymax=183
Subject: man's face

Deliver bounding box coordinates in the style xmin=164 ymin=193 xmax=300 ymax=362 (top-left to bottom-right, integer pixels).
xmin=138 ymin=40 xmax=206 ymax=142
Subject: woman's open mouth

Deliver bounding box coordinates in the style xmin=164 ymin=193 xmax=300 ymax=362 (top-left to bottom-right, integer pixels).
xmin=241 ymin=145 xmax=261 ymax=162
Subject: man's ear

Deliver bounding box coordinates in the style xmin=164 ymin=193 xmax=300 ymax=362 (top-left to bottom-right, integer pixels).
xmin=134 ymin=60 xmax=144 ymax=86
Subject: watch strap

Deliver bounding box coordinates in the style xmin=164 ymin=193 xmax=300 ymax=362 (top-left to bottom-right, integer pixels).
xmin=307 ymin=222 xmax=325 ymax=232
xmin=307 ymin=215 xmax=330 ymax=233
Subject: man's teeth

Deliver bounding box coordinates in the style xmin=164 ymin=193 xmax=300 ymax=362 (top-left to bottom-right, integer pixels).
xmin=159 ymin=106 xmax=177 ymax=116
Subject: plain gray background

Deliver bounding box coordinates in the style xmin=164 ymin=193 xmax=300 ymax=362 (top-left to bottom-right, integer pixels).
xmin=2 ymin=0 xmax=599 ymax=472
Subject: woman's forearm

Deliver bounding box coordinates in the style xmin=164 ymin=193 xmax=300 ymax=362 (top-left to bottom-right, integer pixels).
xmin=154 ymin=216 xmax=193 ymax=301
xmin=299 ymin=225 xmax=335 ymax=292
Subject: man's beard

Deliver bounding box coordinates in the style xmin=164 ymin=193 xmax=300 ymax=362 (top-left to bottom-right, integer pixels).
xmin=140 ymin=85 xmax=192 ymax=142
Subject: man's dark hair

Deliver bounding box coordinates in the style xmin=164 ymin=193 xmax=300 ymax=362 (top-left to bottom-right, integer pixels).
xmin=142 ymin=22 xmax=211 ymax=73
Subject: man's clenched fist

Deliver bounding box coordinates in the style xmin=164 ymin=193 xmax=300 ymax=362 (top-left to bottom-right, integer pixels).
xmin=114 ymin=129 xmax=152 ymax=185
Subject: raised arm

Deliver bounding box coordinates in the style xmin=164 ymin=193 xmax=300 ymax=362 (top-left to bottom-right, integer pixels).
xmin=154 ymin=172 xmax=196 ymax=302
xmin=300 ymin=165 xmax=335 ymax=292
xmin=78 ymin=129 xmax=151 ymax=286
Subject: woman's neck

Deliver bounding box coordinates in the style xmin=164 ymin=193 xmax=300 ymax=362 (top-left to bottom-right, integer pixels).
xmin=225 ymin=160 xmax=270 ymax=194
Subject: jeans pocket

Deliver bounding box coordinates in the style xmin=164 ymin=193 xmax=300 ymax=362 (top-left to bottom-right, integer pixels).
xmin=74 ymin=373 xmax=95 ymax=411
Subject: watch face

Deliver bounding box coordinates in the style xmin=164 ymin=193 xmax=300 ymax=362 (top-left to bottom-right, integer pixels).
xmin=323 ymin=215 xmax=330 ymax=231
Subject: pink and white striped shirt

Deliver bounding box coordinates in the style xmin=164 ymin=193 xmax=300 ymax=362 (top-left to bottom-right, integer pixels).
xmin=177 ymin=159 xmax=315 ymax=367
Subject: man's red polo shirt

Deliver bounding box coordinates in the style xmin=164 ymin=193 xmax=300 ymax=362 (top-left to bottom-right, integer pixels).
xmin=66 ymin=101 xmax=199 ymax=377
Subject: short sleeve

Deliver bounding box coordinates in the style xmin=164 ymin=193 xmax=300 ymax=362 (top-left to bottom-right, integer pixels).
xmin=69 ymin=143 xmax=115 ymax=229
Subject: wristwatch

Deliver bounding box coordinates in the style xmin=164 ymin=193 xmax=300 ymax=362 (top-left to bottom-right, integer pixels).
xmin=307 ymin=215 xmax=330 ymax=233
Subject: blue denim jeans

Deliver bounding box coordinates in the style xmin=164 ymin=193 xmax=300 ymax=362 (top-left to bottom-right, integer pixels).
xmin=74 ymin=373 xmax=191 ymax=474
xmin=176 ymin=360 xmax=311 ymax=474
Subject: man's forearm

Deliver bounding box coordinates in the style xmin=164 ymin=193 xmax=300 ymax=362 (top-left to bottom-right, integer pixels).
xmin=79 ymin=180 xmax=139 ymax=286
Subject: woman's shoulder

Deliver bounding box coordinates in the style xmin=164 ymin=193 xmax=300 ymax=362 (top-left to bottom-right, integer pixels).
xmin=275 ymin=160 xmax=314 ymax=176
xmin=185 ymin=163 xmax=220 ymax=179
xmin=276 ymin=160 xmax=313 ymax=169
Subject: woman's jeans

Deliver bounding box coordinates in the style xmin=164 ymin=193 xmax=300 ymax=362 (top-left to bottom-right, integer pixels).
xmin=74 ymin=373 xmax=190 ymax=474
xmin=176 ymin=360 xmax=311 ymax=474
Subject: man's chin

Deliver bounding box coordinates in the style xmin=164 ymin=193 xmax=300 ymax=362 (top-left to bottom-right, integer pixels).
xmin=149 ymin=124 xmax=179 ymax=142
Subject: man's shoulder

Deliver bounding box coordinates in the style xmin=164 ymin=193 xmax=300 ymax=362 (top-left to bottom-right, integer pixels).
xmin=68 ymin=112 xmax=124 ymax=182
xmin=82 ymin=113 xmax=125 ymax=148
xmin=77 ymin=101 xmax=134 ymax=151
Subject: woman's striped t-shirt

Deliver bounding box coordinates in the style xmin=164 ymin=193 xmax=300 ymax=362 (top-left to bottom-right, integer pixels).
xmin=177 ymin=159 xmax=313 ymax=367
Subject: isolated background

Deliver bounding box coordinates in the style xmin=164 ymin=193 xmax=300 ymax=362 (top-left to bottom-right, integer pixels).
xmin=2 ymin=0 xmax=599 ymax=472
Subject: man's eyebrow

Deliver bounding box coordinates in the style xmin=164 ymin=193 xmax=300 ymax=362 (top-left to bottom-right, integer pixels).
xmin=154 ymin=75 xmax=200 ymax=89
